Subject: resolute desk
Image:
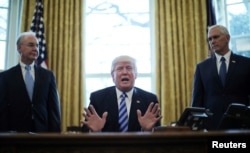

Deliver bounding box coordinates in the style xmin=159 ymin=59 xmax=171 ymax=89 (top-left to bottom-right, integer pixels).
xmin=0 ymin=130 xmax=249 ymax=153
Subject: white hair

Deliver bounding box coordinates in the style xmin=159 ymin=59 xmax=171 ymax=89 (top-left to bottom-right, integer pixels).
xmin=16 ymin=31 xmax=37 ymax=46
xmin=208 ymin=25 xmax=229 ymax=35
xmin=111 ymin=55 xmax=137 ymax=74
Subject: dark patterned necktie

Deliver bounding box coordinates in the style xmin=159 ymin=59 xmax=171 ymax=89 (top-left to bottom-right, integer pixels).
xmin=118 ymin=92 xmax=128 ymax=132
xmin=219 ymin=57 xmax=226 ymax=86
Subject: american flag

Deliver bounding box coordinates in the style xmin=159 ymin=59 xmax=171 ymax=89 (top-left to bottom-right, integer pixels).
xmin=30 ymin=0 xmax=48 ymax=68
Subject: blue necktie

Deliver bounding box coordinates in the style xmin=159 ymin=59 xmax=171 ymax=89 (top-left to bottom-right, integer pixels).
xmin=25 ymin=65 xmax=34 ymax=101
xmin=219 ymin=57 xmax=226 ymax=86
xmin=118 ymin=92 xmax=128 ymax=132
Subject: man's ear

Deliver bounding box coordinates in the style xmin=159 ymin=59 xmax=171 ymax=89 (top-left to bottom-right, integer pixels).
xmin=17 ymin=45 xmax=21 ymax=54
xmin=226 ymin=34 xmax=230 ymax=42
xmin=17 ymin=50 xmax=21 ymax=54
xmin=111 ymin=72 xmax=115 ymax=83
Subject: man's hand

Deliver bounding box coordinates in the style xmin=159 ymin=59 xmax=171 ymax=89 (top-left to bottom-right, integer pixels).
xmin=81 ymin=105 xmax=108 ymax=132
xmin=137 ymin=102 xmax=162 ymax=131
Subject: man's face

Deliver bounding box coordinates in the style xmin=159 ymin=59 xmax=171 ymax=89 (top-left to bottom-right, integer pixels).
xmin=18 ymin=35 xmax=39 ymax=64
xmin=208 ymin=27 xmax=230 ymax=55
xmin=112 ymin=61 xmax=137 ymax=92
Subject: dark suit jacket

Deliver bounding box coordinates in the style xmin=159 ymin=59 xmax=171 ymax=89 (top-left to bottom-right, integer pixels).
xmin=0 ymin=64 xmax=61 ymax=132
xmin=82 ymin=86 xmax=160 ymax=132
xmin=191 ymin=53 xmax=250 ymax=130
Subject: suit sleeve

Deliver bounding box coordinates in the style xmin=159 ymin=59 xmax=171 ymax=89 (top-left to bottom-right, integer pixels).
xmin=0 ymin=73 xmax=9 ymax=131
xmin=47 ymin=72 xmax=61 ymax=132
xmin=81 ymin=92 xmax=97 ymax=132
xmin=153 ymin=94 xmax=161 ymax=127
xmin=191 ymin=65 xmax=204 ymax=107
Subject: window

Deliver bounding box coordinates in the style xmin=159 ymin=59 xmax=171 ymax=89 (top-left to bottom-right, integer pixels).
xmin=0 ymin=0 xmax=22 ymax=71
xmin=0 ymin=0 xmax=9 ymax=70
xmin=83 ymin=0 xmax=155 ymax=105
xmin=213 ymin=0 xmax=250 ymax=56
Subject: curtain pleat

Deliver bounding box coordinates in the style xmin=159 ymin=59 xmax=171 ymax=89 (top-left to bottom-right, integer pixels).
xmin=21 ymin=0 xmax=83 ymax=132
xmin=155 ymin=0 xmax=208 ymax=126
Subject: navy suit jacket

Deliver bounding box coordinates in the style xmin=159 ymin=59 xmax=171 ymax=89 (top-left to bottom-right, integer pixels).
xmin=0 ymin=64 xmax=61 ymax=132
xmin=82 ymin=86 xmax=160 ymax=132
xmin=191 ymin=53 xmax=250 ymax=130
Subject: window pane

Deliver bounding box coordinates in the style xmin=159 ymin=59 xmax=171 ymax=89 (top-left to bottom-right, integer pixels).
xmin=226 ymin=0 xmax=244 ymax=4
xmin=0 ymin=8 xmax=8 ymax=39
xmin=0 ymin=0 xmax=22 ymax=71
xmin=86 ymin=0 xmax=149 ymax=13
xmin=0 ymin=41 xmax=6 ymax=69
xmin=226 ymin=1 xmax=250 ymax=55
xmin=134 ymin=77 xmax=152 ymax=92
xmin=0 ymin=0 xmax=9 ymax=7
xmin=227 ymin=3 xmax=247 ymax=13
xmin=85 ymin=14 xmax=150 ymax=45
xmin=214 ymin=0 xmax=250 ymax=56
xmin=227 ymin=3 xmax=248 ymax=35
xmin=0 ymin=1 xmax=8 ymax=70
xmin=85 ymin=44 xmax=151 ymax=74
xmin=84 ymin=0 xmax=153 ymax=105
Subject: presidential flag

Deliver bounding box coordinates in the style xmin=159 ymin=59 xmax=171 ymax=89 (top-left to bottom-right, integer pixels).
xmin=30 ymin=0 xmax=48 ymax=68
xmin=206 ymin=0 xmax=216 ymax=57
xmin=207 ymin=0 xmax=216 ymax=27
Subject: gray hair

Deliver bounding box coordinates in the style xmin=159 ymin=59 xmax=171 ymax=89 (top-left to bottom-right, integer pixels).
xmin=208 ymin=25 xmax=229 ymax=35
xmin=111 ymin=55 xmax=137 ymax=74
xmin=16 ymin=31 xmax=37 ymax=46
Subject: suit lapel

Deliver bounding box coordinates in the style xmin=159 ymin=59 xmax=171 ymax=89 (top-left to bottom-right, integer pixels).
xmin=226 ymin=53 xmax=238 ymax=85
xmin=15 ymin=65 xmax=27 ymax=88
xmin=13 ymin=64 xmax=31 ymax=102
xmin=106 ymin=87 xmax=119 ymax=123
xmin=128 ymin=88 xmax=142 ymax=129
xmin=32 ymin=65 xmax=40 ymax=103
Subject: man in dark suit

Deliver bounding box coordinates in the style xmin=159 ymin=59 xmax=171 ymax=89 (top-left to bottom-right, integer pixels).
xmin=191 ymin=25 xmax=250 ymax=130
xmin=0 ymin=32 xmax=61 ymax=132
xmin=81 ymin=55 xmax=162 ymax=132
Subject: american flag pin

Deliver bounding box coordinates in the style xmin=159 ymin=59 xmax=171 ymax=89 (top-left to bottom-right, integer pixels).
xmin=232 ymin=60 xmax=236 ymax=63
xmin=136 ymin=100 xmax=140 ymax=103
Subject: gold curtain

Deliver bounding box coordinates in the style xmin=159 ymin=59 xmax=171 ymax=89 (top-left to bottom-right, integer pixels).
xmin=21 ymin=0 xmax=83 ymax=132
xmin=155 ymin=0 xmax=208 ymax=125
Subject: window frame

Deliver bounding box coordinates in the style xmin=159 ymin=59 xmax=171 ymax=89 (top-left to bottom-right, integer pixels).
xmin=213 ymin=0 xmax=250 ymax=56
xmin=83 ymin=0 xmax=156 ymax=105
xmin=0 ymin=0 xmax=22 ymax=71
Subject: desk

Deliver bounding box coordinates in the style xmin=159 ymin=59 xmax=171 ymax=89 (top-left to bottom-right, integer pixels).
xmin=0 ymin=130 xmax=249 ymax=153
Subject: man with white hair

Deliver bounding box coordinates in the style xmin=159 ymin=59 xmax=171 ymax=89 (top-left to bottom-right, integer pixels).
xmin=82 ymin=55 xmax=162 ymax=132
xmin=191 ymin=25 xmax=250 ymax=130
xmin=0 ymin=32 xmax=61 ymax=132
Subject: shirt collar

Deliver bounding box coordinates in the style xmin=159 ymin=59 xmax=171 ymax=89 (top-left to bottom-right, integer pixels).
xmin=19 ymin=61 xmax=35 ymax=70
xmin=116 ymin=87 xmax=133 ymax=101
xmin=215 ymin=50 xmax=231 ymax=62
